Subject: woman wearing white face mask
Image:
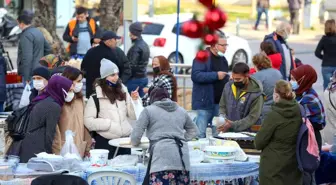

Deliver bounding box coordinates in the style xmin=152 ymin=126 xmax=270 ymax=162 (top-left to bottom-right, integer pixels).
xmin=52 ymin=66 xmax=92 ymax=158
xmin=29 ymin=67 xmax=50 ymax=102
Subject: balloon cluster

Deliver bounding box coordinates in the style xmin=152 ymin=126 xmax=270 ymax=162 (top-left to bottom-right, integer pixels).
xmin=181 ymin=0 xmax=228 ymax=62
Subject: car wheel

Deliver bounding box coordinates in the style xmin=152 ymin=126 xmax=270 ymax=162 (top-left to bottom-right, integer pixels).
xmin=168 ymin=53 xmax=185 ymax=74
xmin=230 ymin=49 xmax=248 ymax=69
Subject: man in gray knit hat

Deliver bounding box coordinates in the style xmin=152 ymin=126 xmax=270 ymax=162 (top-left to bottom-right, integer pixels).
xmin=126 ymin=22 xmax=150 ymax=98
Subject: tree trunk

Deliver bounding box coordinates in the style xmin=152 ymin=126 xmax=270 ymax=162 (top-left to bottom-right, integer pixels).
xmin=99 ymin=0 xmax=123 ymax=32
xmin=32 ymin=0 xmax=65 ymax=57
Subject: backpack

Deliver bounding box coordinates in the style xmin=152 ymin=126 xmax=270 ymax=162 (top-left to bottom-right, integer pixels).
xmin=296 ymin=105 xmax=320 ymax=173
xmin=89 ymin=94 xmax=100 ymax=138
xmin=6 ymin=106 xmax=31 ymax=141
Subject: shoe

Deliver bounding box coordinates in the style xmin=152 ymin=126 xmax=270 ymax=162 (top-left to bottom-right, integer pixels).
xmin=252 ymin=26 xmax=258 ymax=30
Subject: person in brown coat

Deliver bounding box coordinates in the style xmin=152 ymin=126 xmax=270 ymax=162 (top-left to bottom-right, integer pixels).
xmin=253 ymin=0 xmax=270 ymax=30
xmin=52 ymin=66 xmax=92 ymax=158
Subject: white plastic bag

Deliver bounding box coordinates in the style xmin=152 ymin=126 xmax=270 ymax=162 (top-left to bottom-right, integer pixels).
xmin=19 ymin=84 xmax=31 ymax=108
xmin=131 ymin=98 xmax=144 ymax=120
xmin=60 ymin=130 xmax=81 ymax=160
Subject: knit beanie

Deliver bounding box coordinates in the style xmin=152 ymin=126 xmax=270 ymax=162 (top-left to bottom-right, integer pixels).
xmin=149 ymin=87 xmax=169 ymax=104
xmin=129 ymin=22 xmax=143 ymax=37
xmin=32 ymin=66 xmax=51 ymax=80
xmin=100 ymin=58 xmax=119 ymax=79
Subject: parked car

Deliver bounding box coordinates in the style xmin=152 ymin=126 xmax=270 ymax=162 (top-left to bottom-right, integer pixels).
xmin=121 ymin=14 xmax=252 ymax=73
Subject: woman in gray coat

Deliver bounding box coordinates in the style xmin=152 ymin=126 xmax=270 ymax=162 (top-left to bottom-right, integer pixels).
xmin=252 ymin=53 xmax=282 ymax=119
xmin=131 ymin=87 xmax=198 ymax=185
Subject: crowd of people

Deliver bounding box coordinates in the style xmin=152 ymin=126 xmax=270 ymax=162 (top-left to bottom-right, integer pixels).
xmin=0 ymin=5 xmax=336 ymax=185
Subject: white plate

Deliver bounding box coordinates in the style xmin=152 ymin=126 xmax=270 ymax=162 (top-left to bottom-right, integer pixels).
xmin=109 ymin=137 xmax=150 ymax=149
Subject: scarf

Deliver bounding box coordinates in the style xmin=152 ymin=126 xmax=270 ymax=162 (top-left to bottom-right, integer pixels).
xmin=32 ymin=75 xmax=73 ymax=107
xmin=291 ymin=65 xmax=317 ymax=95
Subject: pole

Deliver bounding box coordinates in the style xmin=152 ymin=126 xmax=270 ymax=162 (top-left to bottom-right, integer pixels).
xmin=175 ymin=0 xmax=181 ymax=75
xmin=123 ymin=0 xmax=138 ymax=53
xmin=149 ymin=0 xmax=154 ymax=17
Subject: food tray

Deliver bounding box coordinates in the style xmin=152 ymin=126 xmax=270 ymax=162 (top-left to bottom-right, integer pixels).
xmin=214 ymin=136 xmax=255 ymax=149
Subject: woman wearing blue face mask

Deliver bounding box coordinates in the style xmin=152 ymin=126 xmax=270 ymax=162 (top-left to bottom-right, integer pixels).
xmin=84 ymin=58 xmax=138 ymax=159
xmin=290 ymin=64 xmax=326 ymax=151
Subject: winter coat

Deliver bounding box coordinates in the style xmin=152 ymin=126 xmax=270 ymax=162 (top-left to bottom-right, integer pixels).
xmin=84 ymin=85 xmax=136 ymax=140
xmin=127 ymin=37 xmax=150 ymax=79
xmin=81 ymin=43 xmax=131 ymax=98
xmin=255 ymin=99 xmax=303 ymax=185
xmin=19 ymin=97 xmax=62 ymax=163
xmin=322 ymin=89 xmax=336 ymax=144
xmin=17 ymin=26 xmax=51 ymax=81
xmin=52 ymin=98 xmax=92 ymax=158
xmin=267 ymin=53 xmax=282 ymax=70
xmin=131 ymin=99 xmax=198 ymax=173
xmin=0 ymin=56 xmax=6 ymax=103
xmin=252 ymin=68 xmax=282 ymax=118
xmin=288 ymin=0 xmax=303 ymax=10
xmin=264 ymin=32 xmax=295 ymax=80
xmin=315 ymin=35 xmax=336 ymax=67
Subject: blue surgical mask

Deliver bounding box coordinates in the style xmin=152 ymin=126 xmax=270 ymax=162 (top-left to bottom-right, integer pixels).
xmin=290 ymin=81 xmax=299 ymax=90
xmin=216 ymin=46 xmax=225 ymax=57
xmin=106 ymin=80 xmax=117 ymax=87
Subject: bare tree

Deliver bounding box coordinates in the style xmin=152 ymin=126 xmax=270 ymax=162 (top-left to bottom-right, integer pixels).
xmin=32 ymin=0 xmax=65 ymax=56
xmin=99 ymin=0 xmax=123 ymax=32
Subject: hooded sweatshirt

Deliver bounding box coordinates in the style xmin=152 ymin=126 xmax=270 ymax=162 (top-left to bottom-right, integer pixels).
xmin=131 ymin=99 xmax=198 ymax=173
xmin=255 ymin=99 xmax=303 ymax=185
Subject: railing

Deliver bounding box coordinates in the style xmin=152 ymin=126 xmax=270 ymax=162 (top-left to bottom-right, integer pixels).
xmin=170 ymin=63 xmax=192 ymax=109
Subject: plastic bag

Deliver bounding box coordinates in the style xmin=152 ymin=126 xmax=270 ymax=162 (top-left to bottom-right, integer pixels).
xmin=19 ymin=84 xmax=31 ymax=108
xmin=131 ymin=98 xmax=144 ymax=120
xmin=60 ymin=130 xmax=81 ymax=160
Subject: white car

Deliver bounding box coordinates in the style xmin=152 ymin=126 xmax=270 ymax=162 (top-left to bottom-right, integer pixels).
xmin=122 ymin=14 xmax=252 ymax=72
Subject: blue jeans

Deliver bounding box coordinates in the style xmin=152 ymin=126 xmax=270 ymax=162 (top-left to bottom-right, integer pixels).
xmin=195 ymin=104 xmax=219 ymax=138
xmin=126 ymin=77 xmax=148 ymax=98
xmin=322 ymin=67 xmax=336 ymax=90
xmin=255 ymin=7 xmax=269 ymax=28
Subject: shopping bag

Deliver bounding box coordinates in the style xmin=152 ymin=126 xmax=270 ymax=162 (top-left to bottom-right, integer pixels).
xmin=18 ymin=84 xmax=31 ymax=108
xmin=131 ymin=98 xmax=144 ymax=120
xmin=60 ymin=130 xmax=81 ymax=160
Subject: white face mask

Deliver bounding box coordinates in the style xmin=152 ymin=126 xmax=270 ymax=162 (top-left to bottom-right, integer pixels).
xmin=74 ymin=82 xmax=83 ymax=93
xmin=33 ymin=80 xmax=45 ymax=91
xmin=216 ymin=45 xmax=225 ymax=57
xmin=64 ymin=91 xmax=75 ymax=102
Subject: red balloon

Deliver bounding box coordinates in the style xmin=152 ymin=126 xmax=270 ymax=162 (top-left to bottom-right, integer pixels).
xmin=196 ymin=50 xmax=209 ymax=62
xmin=203 ymin=33 xmax=219 ymax=45
xmin=182 ymin=20 xmax=203 ymax=39
xmin=204 ymin=7 xmax=228 ymax=30
xmin=199 ymin=0 xmax=213 ymax=8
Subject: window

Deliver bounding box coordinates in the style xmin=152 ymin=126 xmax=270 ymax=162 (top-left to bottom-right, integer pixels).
xmin=141 ymin=23 xmax=164 ymax=35
xmin=172 ymin=22 xmax=186 ymax=36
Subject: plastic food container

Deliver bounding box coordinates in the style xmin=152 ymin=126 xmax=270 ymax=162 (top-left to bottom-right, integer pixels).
xmin=189 ymin=150 xmax=204 ymax=164
xmin=188 ymin=140 xmax=201 ymax=151
xmin=89 ymin=149 xmax=109 ymax=167
xmin=204 ymin=155 xmax=235 ymax=163
xmin=204 ymin=146 xmax=237 ymax=158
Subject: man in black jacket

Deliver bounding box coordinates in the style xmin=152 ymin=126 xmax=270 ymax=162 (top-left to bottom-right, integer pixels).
xmin=126 ymin=22 xmax=150 ymax=97
xmin=81 ymin=31 xmax=131 ymax=98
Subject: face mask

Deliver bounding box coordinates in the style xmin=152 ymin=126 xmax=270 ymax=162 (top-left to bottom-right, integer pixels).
xmin=153 ymin=67 xmax=160 ymax=74
xmin=290 ymin=81 xmax=299 ymax=90
xmin=74 ymin=82 xmax=83 ymax=93
xmin=234 ymin=81 xmax=245 ymax=89
xmin=33 ymin=80 xmax=45 ymax=91
xmin=216 ymin=45 xmax=225 ymax=57
xmin=64 ymin=91 xmax=75 ymax=102
xmin=283 ymin=29 xmax=290 ymax=40
xmin=106 ymin=80 xmax=117 ymax=87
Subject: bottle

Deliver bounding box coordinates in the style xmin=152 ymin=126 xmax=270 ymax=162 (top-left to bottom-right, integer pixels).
xmin=206 ymin=123 xmax=213 ymax=139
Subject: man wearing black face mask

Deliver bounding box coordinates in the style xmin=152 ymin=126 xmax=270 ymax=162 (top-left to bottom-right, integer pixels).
xmin=217 ymin=62 xmax=264 ymax=133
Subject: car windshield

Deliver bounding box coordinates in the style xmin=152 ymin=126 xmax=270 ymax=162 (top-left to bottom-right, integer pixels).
xmin=142 ymin=22 xmax=164 ymax=35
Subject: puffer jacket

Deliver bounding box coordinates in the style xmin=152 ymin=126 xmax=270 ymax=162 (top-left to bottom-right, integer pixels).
xmin=127 ymin=37 xmax=150 ymax=78
xmin=84 ymin=84 xmax=137 ymax=139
